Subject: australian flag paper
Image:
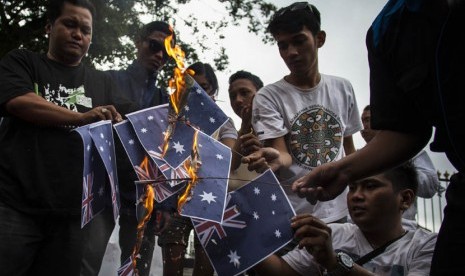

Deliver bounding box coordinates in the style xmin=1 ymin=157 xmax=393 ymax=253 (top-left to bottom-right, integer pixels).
xmin=114 ymin=120 xmax=185 ymax=202
xmin=180 ymin=130 xmax=231 ymax=223
xmin=88 ymin=121 xmax=120 ymax=222
xmin=126 ymin=79 xmax=228 ymax=169
xmin=192 ymin=170 xmax=296 ymax=276
xmin=125 ymin=105 xmax=191 ymax=183
xmin=75 ymin=125 xmax=107 ymax=228
xmin=117 ymin=255 xmax=136 ymax=276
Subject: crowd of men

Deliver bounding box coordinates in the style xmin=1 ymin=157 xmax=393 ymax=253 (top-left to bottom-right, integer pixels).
xmin=0 ymin=0 xmax=463 ymax=275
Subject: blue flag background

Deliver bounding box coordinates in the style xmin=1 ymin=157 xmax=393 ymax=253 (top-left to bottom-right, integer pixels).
xmin=193 ymin=170 xmax=296 ymax=276
xmin=114 ymin=120 xmax=185 ymax=202
xmin=179 ymin=130 xmax=231 ymax=223
xmin=88 ymin=121 xmax=120 ymax=222
xmin=75 ymin=124 xmax=107 ymax=228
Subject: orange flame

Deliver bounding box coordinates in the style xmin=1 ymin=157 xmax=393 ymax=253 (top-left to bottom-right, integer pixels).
xmin=131 ymin=184 xmax=154 ymax=272
xmin=164 ymin=27 xmax=193 ymax=115
xmin=177 ymin=130 xmax=201 ymax=213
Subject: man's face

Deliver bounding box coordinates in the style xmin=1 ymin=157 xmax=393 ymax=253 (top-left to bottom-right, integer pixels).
xmin=136 ymin=31 xmax=171 ymax=73
xmin=274 ymin=26 xmax=323 ymax=76
xmin=347 ymin=174 xmax=403 ymax=232
xmin=360 ymin=109 xmax=378 ymax=143
xmin=46 ymin=2 xmax=93 ymax=66
xmin=228 ymin=78 xmax=257 ymax=118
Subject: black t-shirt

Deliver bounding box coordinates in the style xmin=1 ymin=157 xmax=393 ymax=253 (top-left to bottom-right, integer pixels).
xmin=367 ymin=4 xmax=465 ymax=172
xmin=0 ymin=49 xmax=133 ymax=216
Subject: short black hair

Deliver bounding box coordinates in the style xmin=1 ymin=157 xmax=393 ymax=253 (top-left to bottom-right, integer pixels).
xmin=229 ymin=70 xmax=264 ymax=91
xmin=136 ymin=21 xmax=176 ymax=45
xmin=363 ymin=105 xmax=371 ymax=112
xmin=383 ymin=162 xmax=418 ymax=195
xmin=188 ymin=62 xmax=218 ymax=98
xmin=268 ymin=2 xmax=321 ymax=36
xmin=47 ymin=0 xmax=96 ymax=24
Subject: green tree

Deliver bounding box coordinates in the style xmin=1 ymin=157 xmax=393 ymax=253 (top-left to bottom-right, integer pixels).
xmin=0 ymin=0 xmax=276 ymax=73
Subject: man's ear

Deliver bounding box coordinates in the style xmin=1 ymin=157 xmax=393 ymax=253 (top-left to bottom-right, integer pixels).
xmin=399 ymin=189 xmax=415 ymax=212
xmin=316 ymin=31 xmax=326 ymax=48
xmin=45 ymin=22 xmax=52 ymax=35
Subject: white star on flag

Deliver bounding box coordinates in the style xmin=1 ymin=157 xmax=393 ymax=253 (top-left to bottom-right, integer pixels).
xmin=216 ymin=154 xmax=223 ymax=160
xmin=209 ymin=117 xmax=215 ymax=123
xmin=100 ymin=133 xmax=104 ymax=139
xmin=148 ymin=115 xmax=154 ymax=120
xmin=274 ymin=229 xmax=281 ymax=238
xmin=254 ymin=187 xmax=260 ymax=195
xmin=141 ymin=128 xmax=147 ymax=133
xmin=200 ymin=191 xmax=217 ymax=204
xmin=128 ymin=139 xmax=134 ymax=145
xmin=253 ymin=211 xmax=259 ymax=220
xmin=99 ymin=146 xmax=104 ymax=152
xmin=271 ymin=194 xmax=277 ymax=201
xmin=228 ymin=250 xmax=241 ymax=268
xmin=172 ymin=141 xmax=185 ymax=154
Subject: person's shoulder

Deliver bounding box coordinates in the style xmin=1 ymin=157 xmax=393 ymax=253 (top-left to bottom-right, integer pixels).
xmin=411 ymin=227 xmax=437 ymax=241
xmin=257 ymin=78 xmax=288 ymax=96
xmin=2 ymin=49 xmax=39 ymax=62
xmin=321 ymin=74 xmax=353 ymax=86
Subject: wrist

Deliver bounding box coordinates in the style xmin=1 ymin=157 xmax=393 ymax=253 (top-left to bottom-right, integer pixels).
xmin=323 ymin=252 xmax=354 ymax=276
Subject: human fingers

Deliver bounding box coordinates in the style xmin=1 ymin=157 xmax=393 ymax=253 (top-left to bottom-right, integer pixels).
xmin=247 ymin=157 xmax=269 ymax=173
xmin=102 ymin=105 xmax=123 ymax=123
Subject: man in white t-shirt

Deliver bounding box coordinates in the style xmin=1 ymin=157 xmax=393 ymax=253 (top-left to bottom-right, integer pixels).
xmin=250 ymin=2 xmax=362 ymax=220
xmin=361 ymin=105 xmax=443 ymax=230
xmin=254 ymin=163 xmax=437 ymax=276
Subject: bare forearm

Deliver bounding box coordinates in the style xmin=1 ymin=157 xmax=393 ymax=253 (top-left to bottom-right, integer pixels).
xmin=5 ymin=92 xmax=121 ymax=127
xmin=338 ymin=130 xmax=431 ymax=182
xmin=5 ymin=92 xmax=84 ymax=126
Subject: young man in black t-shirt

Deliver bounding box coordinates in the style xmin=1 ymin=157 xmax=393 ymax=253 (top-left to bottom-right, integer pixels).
xmin=0 ymin=0 xmax=132 ymax=275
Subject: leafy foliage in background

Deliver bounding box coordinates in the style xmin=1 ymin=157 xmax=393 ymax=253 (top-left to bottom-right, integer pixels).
xmin=0 ymin=0 xmax=277 ymax=81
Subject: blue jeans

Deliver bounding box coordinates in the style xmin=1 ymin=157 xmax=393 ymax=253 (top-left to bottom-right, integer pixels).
xmin=0 ymin=201 xmax=83 ymax=275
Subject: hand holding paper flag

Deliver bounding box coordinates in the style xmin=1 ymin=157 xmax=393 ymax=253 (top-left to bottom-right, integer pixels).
xmin=75 ymin=124 xmax=107 ymax=228
xmin=192 ymin=170 xmax=296 ymax=276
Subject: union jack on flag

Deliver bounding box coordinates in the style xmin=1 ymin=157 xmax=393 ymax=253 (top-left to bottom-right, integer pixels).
xmin=81 ymin=172 xmax=94 ymax=227
xmin=75 ymin=123 xmax=107 ymax=228
xmin=148 ymin=149 xmax=189 ymax=187
xmin=192 ymin=196 xmax=246 ymax=247
xmin=117 ymin=255 xmax=136 ymax=276
xmin=197 ymin=170 xmax=296 ymax=276
xmin=114 ymin=120 xmax=184 ymax=203
xmin=89 ymin=121 xmax=120 ymax=222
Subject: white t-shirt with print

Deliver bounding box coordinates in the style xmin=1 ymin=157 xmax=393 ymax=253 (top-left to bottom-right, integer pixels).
xmin=283 ymin=223 xmax=437 ymax=276
xmin=252 ymin=74 xmax=362 ymax=221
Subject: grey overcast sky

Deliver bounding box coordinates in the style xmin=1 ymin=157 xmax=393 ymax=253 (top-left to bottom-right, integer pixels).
xmin=162 ymin=0 xmax=455 ymax=174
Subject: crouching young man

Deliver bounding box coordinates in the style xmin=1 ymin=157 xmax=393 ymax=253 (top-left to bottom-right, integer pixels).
xmin=254 ymin=163 xmax=437 ymax=275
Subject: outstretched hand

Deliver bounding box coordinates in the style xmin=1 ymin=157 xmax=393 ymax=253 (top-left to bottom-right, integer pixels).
xmin=241 ymin=147 xmax=281 ymax=173
xmin=80 ymin=105 xmax=122 ymax=125
xmin=292 ymin=162 xmax=350 ymax=204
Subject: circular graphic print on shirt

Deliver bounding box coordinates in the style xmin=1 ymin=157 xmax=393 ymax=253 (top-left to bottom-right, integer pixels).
xmin=290 ymin=106 xmax=342 ymax=168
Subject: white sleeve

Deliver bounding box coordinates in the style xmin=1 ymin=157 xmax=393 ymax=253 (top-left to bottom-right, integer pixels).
xmin=282 ymin=248 xmax=322 ymax=276
xmin=252 ymin=89 xmax=288 ymax=141
xmin=412 ymin=150 xmax=441 ymax=198
xmin=406 ymin=232 xmax=437 ymax=276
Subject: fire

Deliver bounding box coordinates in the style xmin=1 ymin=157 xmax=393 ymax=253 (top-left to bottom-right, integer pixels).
xmin=177 ymin=130 xmax=201 ymax=213
xmin=164 ymin=27 xmax=193 ymax=115
xmin=131 ymin=184 xmax=154 ymax=273
xmin=161 ymin=27 xmax=193 ymax=156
